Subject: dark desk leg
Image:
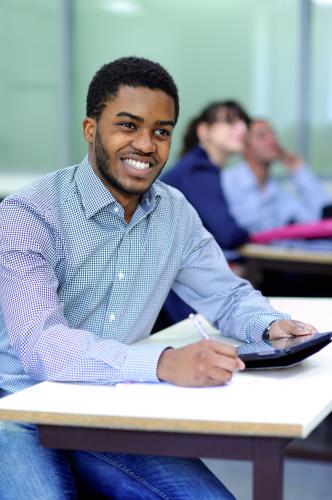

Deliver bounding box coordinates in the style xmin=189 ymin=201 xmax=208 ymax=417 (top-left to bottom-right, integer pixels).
xmin=253 ymin=438 xmax=290 ymax=500
xmin=38 ymin=426 xmax=292 ymax=499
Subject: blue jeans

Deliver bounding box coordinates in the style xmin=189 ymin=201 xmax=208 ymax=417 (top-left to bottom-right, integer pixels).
xmin=0 ymin=421 xmax=76 ymax=499
xmin=0 ymin=420 xmax=235 ymax=499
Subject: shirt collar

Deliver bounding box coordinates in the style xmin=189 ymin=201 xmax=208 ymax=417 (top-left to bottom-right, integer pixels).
xmin=240 ymin=161 xmax=261 ymax=190
xmin=140 ymin=183 xmax=160 ymax=213
xmin=75 ymin=156 xmax=161 ymax=219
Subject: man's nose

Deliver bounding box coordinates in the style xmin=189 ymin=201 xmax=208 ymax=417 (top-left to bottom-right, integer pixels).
xmin=132 ymin=129 xmax=156 ymax=153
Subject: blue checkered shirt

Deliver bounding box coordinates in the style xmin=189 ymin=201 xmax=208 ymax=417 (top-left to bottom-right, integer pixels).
xmin=0 ymin=156 xmax=288 ymax=393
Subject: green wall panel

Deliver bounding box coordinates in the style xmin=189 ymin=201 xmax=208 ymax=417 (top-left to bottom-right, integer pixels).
xmin=2 ymin=0 xmax=331 ymax=196
xmin=310 ymin=2 xmax=332 ymax=176
xmin=70 ymin=0 xmax=298 ymax=169
xmin=0 ymin=0 xmax=60 ymax=177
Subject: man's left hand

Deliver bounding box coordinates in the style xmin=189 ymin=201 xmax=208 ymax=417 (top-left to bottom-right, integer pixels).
xmin=268 ymin=319 xmax=317 ymax=340
xmin=277 ymin=147 xmax=303 ymax=171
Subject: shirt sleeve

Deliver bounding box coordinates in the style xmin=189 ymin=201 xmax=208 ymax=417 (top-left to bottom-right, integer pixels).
xmin=171 ymin=202 xmax=290 ymax=343
xmin=0 ymin=199 xmax=164 ymax=384
xmin=223 ymin=163 xmax=330 ymax=231
xmin=222 ymin=166 xmax=264 ymax=233
xmin=291 ymin=164 xmax=330 ymax=219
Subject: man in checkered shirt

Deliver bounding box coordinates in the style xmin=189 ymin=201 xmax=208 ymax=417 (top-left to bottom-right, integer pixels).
xmin=0 ymin=56 xmax=316 ymax=500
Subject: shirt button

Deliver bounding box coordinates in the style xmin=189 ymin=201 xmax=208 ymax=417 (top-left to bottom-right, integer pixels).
xmin=109 ymin=313 xmax=116 ymax=321
xmin=118 ymin=271 xmax=125 ymax=280
xmin=114 ymin=207 xmax=119 ymax=213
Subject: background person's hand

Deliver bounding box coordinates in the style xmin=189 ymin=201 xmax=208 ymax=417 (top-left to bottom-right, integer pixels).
xmin=268 ymin=319 xmax=317 ymax=340
xmin=157 ymin=340 xmax=245 ymax=387
xmin=277 ymin=146 xmax=303 ymax=171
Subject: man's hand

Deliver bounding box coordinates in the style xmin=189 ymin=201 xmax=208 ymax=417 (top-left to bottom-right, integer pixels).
xmin=157 ymin=340 xmax=245 ymax=387
xmin=268 ymin=319 xmax=317 ymax=340
xmin=278 ymin=146 xmax=303 ymax=171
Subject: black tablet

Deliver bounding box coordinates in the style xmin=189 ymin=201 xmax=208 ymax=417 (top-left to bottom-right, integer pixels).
xmin=237 ymin=331 xmax=332 ymax=369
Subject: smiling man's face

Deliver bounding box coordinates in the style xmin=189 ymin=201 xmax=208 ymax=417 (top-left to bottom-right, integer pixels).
xmin=83 ymin=85 xmax=175 ymax=208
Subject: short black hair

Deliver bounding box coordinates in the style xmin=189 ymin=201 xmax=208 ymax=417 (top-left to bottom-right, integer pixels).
xmin=86 ymin=56 xmax=179 ymax=123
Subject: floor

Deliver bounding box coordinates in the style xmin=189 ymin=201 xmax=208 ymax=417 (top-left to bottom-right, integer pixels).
xmin=203 ymin=416 xmax=332 ymax=499
xmin=204 ymin=457 xmax=331 ymax=500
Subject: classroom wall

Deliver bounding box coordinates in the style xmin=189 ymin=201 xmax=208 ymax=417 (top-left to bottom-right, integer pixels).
xmin=0 ymin=0 xmax=332 ymax=196
xmin=0 ymin=1 xmax=61 ymax=174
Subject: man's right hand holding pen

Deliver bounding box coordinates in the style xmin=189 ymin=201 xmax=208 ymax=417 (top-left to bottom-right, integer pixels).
xmin=157 ymin=315 xmax=317 ymax=387
xmin=157 ymin=313 xmax=245 ymax=387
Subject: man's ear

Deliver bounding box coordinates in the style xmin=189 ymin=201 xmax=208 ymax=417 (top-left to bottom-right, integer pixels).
xmin=83 ymin=117 xmax=96 ymax=144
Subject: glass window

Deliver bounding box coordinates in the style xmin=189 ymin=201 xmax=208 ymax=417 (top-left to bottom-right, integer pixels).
xmin=0 ymin=0 xmax=60 ymax=194
xmin=2 ymin=0 xmax=326 ymax=196
xmin=71 ymin=0 xmax=298 ymax=169
xmin=310 ymin=0 xmax=332 ymax=176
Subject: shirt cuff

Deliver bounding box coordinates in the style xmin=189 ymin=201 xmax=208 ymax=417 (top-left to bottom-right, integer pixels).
xmin=122 ymin=344 xmax=169 ymax=383
xmin=248 ymin=312 xmax=291 ymax=343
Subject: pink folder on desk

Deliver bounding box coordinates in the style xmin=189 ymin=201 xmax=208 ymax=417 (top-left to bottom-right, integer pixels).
xmin=250 ymin=219 xmax=332 ymax=244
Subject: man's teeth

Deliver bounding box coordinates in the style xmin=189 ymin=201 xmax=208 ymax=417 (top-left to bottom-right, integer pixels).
xmin=124 ymin=158 xmax=150 ymax=170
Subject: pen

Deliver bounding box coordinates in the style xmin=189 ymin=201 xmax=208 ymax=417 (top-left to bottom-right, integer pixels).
xmin=189 ymin=313 xmax=211 ymax=340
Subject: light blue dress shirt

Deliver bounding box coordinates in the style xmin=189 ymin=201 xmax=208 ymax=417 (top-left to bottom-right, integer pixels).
xmin=222 ymin=161 xmax=329 ymax=234
xmin=0 ymin=157 xmax=288 ymax=393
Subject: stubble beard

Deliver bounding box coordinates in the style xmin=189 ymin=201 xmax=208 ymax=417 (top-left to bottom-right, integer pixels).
xmin=94 ymin=127 xmax=166 ymax=196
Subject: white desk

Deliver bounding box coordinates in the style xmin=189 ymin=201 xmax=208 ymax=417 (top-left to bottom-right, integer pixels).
xmin=0 ymin=298 xmax=331 ymax=500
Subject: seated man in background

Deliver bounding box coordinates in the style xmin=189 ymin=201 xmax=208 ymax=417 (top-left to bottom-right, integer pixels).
xmin=158 ymin=101 xmax=251 ymax=326
xmin=222 ymin=118 xmax=330 ymax=234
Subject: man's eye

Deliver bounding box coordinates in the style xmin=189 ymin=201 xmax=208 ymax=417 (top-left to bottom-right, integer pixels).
xmin=119 ymin=122 xmax=136 ymax=129
xmin=154 ymin=128 xmax=171 ymax=137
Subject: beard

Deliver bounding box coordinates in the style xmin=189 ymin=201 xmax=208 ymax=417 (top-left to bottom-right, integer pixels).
xmin=94 ymin=127 xmax=165 ymax=196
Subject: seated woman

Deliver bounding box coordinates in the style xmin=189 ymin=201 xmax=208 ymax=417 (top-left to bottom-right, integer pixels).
xmin=155 ymin=101 xmax=251 ymax=329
